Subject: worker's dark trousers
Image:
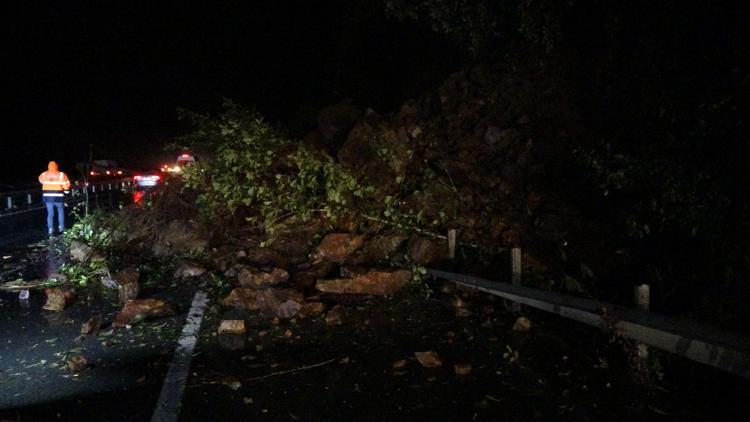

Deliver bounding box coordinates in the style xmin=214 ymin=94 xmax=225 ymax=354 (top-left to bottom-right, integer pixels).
xmin=44 ymin=200 xmax=65 ymax=232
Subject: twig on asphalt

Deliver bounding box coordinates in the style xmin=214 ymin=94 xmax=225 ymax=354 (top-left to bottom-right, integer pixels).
xmin=245 ymin=358 xmax=336 ymax=382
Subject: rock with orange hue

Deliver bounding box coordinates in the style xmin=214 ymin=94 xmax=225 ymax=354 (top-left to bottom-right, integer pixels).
xmin=113 ymin=298 xmax=174 ymax=327
xmin=238 ymin=267 xmax=289 ymax=289
xmin=513 ymin=316 xmax=532 ymax=332
xmin=454 ymin=362 xmax=472 ymax=376
xmin=221 ymin=288 xmax=304 ymax=319
xmin=115 ymin=267 xmax=140 ymax=304
xmin=298 ymin=302 xmax=325 ymax=318
xmin=414 ymin=351 xmax=443 ymax=368
xmin=324 ymin=305 xmax=346 ymax=325
xmin=218 ymin=320 xmax=246 ymax=335
xmin=42 ymin=284 xmax=76 ymax=311
xmin=316 ymin=269 xmax=411 ymax=295
xmin=312 ymin=233 xmax=364 ymax=262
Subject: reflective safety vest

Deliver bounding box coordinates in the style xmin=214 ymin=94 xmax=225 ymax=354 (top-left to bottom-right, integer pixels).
xmin=39 ymin=171 xmax=71 ymax=199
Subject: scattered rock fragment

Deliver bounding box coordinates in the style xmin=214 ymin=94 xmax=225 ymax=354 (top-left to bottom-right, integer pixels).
xmin=414 ymin=351 xmax=443 ymax=368
xmin=174 ymin=262 xmax=208 ymax=279
xmin=238 ymin=267 xmax=289 ymax=289
xmin=80 ymin=316 xmax=102 ymax=335
xmin=115 ymin=267 xmax=140 ymax=304
xmin=42 ymin=284 xmax=75 ymax=311
xmin=67 ymin=355 xmax=87 ymax=372
xmin=218 ymin=320 xmax=246 ymax=335
xmin=113 ymin=298 xmax=174 ymax=327
xmin=324 ymin=305 xmax=346 ymax=325
xmin=100 ymin=274 xmax=118 ymax=290
xmin=392 ymin=359 xmax=407 ymax=369
xmin=513 ymin=316 xmax=532 ymax=332
xmin=222 ymin=375 xmax=242 ymax=390
xmin=454 ymin=363 xmax=472 ymax=376
xmin=452 ymin=297 xmax=467 ymax=309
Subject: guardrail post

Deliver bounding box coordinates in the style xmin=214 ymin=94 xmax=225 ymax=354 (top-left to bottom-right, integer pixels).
xmin=448 ymin=229 xmax=457 ymax=260
xmin=6 ymin=197 xmax=12 ymax=210
xmin=635 ymin=284 xmax=650 ymax=311
xmin=635 ymin=284 xmax=651 ymax=361
xmin=26 ymin=194 xmax=32 ymax=205
xmin=108 ymin=183 xmax=112 ymax=191
xmin=511 ymin=247 xmax=522 ymax=313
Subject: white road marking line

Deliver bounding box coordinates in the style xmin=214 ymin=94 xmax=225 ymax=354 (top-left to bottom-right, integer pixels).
xmin=151 ymin=290 xmax=209 ymax=422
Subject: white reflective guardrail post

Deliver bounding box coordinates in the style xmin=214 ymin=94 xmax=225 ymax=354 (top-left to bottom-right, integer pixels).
xmin=6 ymin=197 xmax=11 ymax=210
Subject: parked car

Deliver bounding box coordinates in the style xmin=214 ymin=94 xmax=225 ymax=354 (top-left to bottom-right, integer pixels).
xmin=133 ymin=172 xmax=162 ymax=188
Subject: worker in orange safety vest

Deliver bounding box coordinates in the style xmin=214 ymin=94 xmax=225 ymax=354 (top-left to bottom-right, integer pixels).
xmin=38 ymin=161 xmax=71 ymax=235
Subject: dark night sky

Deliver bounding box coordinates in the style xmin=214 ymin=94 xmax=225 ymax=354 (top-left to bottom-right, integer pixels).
xmin=1 ymin=1 xmax=458 ymax=185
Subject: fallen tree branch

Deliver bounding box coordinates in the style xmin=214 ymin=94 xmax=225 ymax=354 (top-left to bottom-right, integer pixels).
xmin=245 ymin=358 xmax=336 ymax=382
xmin=0 ymin=279 xmax=62 ymax=291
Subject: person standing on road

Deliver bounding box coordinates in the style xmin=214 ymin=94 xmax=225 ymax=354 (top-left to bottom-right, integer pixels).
xmin=38 ymin=161 xmax=71 ymax=235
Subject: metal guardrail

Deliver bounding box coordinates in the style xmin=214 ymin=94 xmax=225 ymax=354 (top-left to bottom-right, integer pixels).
xmin=428 ymin=269 xmax=750 ymax=379
xmin=0 ymin=178 xmax=133 ymax=218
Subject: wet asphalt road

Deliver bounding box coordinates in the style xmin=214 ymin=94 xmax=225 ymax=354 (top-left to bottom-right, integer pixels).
xmin=0 ymin=203 xmax=189 ymax=421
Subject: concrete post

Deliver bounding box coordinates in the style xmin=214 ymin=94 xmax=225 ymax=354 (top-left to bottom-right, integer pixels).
xmin=448 ymin=229 xmax=457 ymax=260
xmin=635 ymin=284 xmax=651 ymax=360
xmin=511 ymin=247 xmax=522 ymax=313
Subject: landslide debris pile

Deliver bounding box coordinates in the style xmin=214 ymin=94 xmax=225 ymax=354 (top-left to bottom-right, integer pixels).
xmin=55 ymin=59 xmax=595 ymax=323
xmin=179 ymin=61 xmax=591 ymax=287
xmin=310 ymin=62 xmax=582 ymax=254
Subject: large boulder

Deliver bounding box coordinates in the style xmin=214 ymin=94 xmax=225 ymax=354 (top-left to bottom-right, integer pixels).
xmin=317 ymin=99 xmax=361 ymax=141
xmin=312 ymin=233 xmax=364 ymax=263
xmin=244 ymin=247 xmax=291 ymax=270
xmin=237 ymin=267 xmax=289 ymax=289
xmin=115 ymin=267 xmax=140 ymax=304
xmin=221 ymin=288 xmax=305 ymax=319
xmin=69 ymin=241 xmax=93 ymax=263
xmin=316 ymin=269 xmax=411 ymax=296
xmin=290 ymin=260 xmax=334 ymax=289
xmin=113 ymin=299 xmax=174 ymax=327
xmin=407 ymin=236 xmax=448 ymax=266
xmin=337 ymin=109 xmax=411 ymax=188
xmin=174 ymin=261 xmax=208 ymax=279
xmin=151 ymin=220 xmax=209 ymax=257
xmin=267 ymin=224 xmax=320 ymax=265
xmin=355 ymin=234 xmax=408 ymax=264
